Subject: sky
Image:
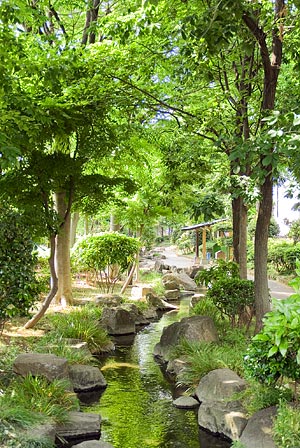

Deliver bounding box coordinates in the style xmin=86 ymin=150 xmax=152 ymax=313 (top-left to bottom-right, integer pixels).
xmin=273 ymin=184 xmax=300 ymax=236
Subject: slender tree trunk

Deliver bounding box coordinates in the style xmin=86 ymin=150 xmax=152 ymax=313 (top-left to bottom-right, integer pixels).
xmin=84 ymin=216 xmax=89 ymax=236
xmin=243 ymin=0 xmax=284 ymax=331
xmin=24 ymin=233 xmax=58 ymax=329
xmin=54 ymin=191 xmax=73 ymax=306
xmin=254 ymin=174 xmax=273 ymax=332
xmin=232 ymin=194 xmax=248 ymax=279
xmin=70 ymin=212 xmax=80 ymax=247
xmin=110 ymin=213 xmax=120 ymax=232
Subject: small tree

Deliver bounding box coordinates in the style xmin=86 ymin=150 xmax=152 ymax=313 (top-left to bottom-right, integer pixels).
xmin=245 ymin=261 xmax=300 ymax=390
xmin=72 ymin=233 xmax=140 ymax=292
xmin=0 ymin=209 xmax=40 ymax=333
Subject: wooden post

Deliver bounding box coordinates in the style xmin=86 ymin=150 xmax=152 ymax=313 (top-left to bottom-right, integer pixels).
xmin=195 ymin=229 xmax=200 ymax=264
xmin=202 ymin=227 xmax=207 ymax=263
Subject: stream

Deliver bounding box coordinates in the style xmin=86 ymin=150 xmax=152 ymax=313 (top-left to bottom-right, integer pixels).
xmin=79 ymin=297 xmax=231 ymax=448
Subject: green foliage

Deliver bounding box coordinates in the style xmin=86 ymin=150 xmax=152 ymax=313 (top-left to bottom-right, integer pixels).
xmin=268 ymin=240 xmax=300 ymax=274
xmin=269 ymin=217 xmax=281 ymax=238
xmin=0 ymin=208 xmax=40 ymax=331
xmin=288 ymin=219 xmax=300 ymax=243
xmin=191 ymin=297 xmax=222 ymax=325
xmin=173 ymin=332 xmax=246 ymax=389
xmin=236 ymin=381 xmax=292 ymax=416
xmin=268 ymin=242 xmax=300 ymax=274
xmin=32 ymin=334 xmax=96 ymax=365
xmin=194 ymin=260 xmax=239 ymax=287
xmin=176 ymin=231 xmax=195 ymax=255
xmin=72 ymin=233 xmax=140 ymax=292
xmin=273 ymin=401 xmax=300 ymax=448
xmin=1 ymin=374 xmax=78 ymax=424
xmin=190 ymin=193 xmax=225 ymax=221
xmin=44 ymin=305 xmax=110 ymax=351
xmin=230 ymin=442 xmax=247 ymax=448
xmin=245 ymin=264 xmax=300 ymax=386
xmin=206 ymin=278 xmax=255 ymax=327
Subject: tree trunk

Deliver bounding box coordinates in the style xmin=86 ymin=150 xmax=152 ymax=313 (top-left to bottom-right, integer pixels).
xmin=54 ymin=191 xmax=73 ymax=306
xmin=110 ymin=213 xmax=120 ymax=232
xmin=243 ymin=0 xmax=284 ymax=330
xmin=232 ymin=196 xmax=248 ymax=279
xmin=24 ymin=233 xmax=58 ymax=329
xmin=70 ymin=212 xmax=80 ymax=247
xmin=254 ymin=174 xmax=273 ymax=332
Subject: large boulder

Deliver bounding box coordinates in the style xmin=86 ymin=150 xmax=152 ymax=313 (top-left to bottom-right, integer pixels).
xmin=122 ymin=303 xmax=152 ymax=325
xmin=56 ymin=411 xmax=101 ymax=440
xmin=239 ymin=406 xmax=277 ymax=448
xmin=153 ymin=315 xmax=219 ymax=362
xmin=13 ymin=353 xmax=69 ymax=382
xmin=68 ymin=365 xmax=107 ymax=392
xmin=100 ymin=307 xmax=136 ymax=335
xmin=162 ymin=272 xmax=197 ymax=291
xmin=196 ymin=368 xmax=248 ymax=441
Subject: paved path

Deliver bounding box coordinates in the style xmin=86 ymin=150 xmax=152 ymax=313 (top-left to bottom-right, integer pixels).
xmin=155 ymin=245 xmax=294 ymax=300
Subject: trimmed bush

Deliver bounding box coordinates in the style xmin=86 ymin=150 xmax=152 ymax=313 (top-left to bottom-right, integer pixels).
xmin=72 ymin=232 xmax=140 ymax=291
xmin=206 ymin=277 xmax=255 ymax=328
xmin=0 ymin=208 xmax=40 ymax=332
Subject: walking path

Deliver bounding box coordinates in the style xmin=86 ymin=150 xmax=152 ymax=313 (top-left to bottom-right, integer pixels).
xmin=154 ymin=245 xmax=294 ymax=301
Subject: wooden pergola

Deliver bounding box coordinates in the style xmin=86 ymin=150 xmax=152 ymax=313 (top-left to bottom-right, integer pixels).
xmin=181 ymin=218 xmax=227 ymax=264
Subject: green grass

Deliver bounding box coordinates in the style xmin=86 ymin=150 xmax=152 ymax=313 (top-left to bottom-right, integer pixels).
xmin=31 ymin=333 xmax=96 ymax=365
xmin=234 ymin=381 xmax=292 ymax=416
xmin=3 ymin=374 xmax=79 ymax=423
xmin=273 ymin=401 xmax=300 ymax=448
xmin=171 ymin=329 xmax=247 ymax=390
xmin=44 ymin=304 xmax=110 ymax=351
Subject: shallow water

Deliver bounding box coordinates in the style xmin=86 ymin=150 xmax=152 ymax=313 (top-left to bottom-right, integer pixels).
xmin=80 ymin=299 xmax=231 ymax=448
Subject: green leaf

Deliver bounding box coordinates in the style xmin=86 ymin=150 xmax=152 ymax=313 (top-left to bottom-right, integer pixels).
xmin=268 ymin=346 xmax=278 ymax=357
xmin=278 ymin=339 xmax=289 ymax=357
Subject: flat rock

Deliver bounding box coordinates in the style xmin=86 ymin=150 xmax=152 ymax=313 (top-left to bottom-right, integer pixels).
xmin=73 ymin=441 xmax=114 ymax=448
xmin=164 ymin=289 xmax=180 ymax=301
xmin=22 ymin=422 xmax=56 ymax=443
xmin=56 ymin=412 xmax=101 ymax=440
xmin=68 ymin=364 xmax=107 ymax=392
xmin=13 ymin=353 xmax=69 ymax=382
xmin=239 ymin=406 xmax=277 ymax=448
xmin=173 ymin=396 xmax=200 ymax=409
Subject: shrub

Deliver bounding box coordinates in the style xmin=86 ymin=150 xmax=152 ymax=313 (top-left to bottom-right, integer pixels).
xmin=244 ymin=294 xmax=300 ymax=387
xmin=206 ymin=277 xmax=255 ymax=328
xmin=72 ymin=233 xmax=140 ymax=292
xmin=288 ymin=219 xmax=300 ymax=243
xmin=0 ymin=208 xmax=40 ymax=332
xmin=268 ymin=240 xmax=300 ymax=274
xmin=273 ymin=401 xmax=300 ymax=448
xmin=194 ymin=259 xmax=239 ymax=287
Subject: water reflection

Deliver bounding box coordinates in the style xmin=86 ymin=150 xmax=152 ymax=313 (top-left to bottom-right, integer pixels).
xmin=81 ymin=299 xmax=231 ymax=448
